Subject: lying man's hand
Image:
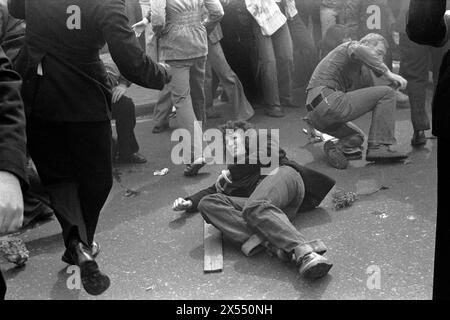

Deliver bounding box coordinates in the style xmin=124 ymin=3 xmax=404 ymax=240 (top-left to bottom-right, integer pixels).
xmin=172 ymin=198 xmax=193 ymax=211
xmin=0 ymin=171 xmax=24 ymax=235
xmin=385 ymin=70 xmax=408 ymax=90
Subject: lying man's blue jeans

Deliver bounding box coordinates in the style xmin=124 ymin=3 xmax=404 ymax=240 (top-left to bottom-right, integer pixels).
xmin=198 ymin=166 xmax=318 ymax=258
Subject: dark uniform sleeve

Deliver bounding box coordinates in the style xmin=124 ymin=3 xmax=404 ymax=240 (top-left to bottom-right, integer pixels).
xmin=6 ymin=0 xmax=25 ymax=19
xmin=99 ymin=0 xmax=170 ymax=90
xmin=185 ymin=185 xmax=217 ymax=213
xmin=0 ymin=46 xmax=28 ymax=187
xmin=407 ymin=0 xmax=448 ymax=47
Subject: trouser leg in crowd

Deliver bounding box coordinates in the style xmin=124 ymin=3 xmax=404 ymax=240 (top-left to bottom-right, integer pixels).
xmin=320 ymin=6 xmax=338 ymax=38
xmin=208 ymin=41 xmax=255 ymax=121
xmin=167 ymin=58 xmax=205 ymax=163
xmin=399 ymin=33 xmax=434 ymax=132
xmin=252 ymin=19 xmax=282 ymax=108
xmin=287 ymin=14 xmax=318 ymax=89
xmin=26 ymin=117 xmax=113 ymax=248
xmin=271 ymin=23 xmax=294 ymax=106
xmin=189 ymin=57 xmax=207 ymax=124
xmin=0 ymin=270 xmax=5 ymax=300
xmin=153 ymin=85 xmax=173 ymax=128
xmin=112 ymin=95 xmax=139 ymax=157
xmin=307 ymin=86 xmax=397 ymax=149
xmin=199 ymin=166 xmax=314 ymax=258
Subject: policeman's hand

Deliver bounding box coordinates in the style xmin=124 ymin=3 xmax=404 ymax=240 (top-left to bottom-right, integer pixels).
xmin=173 ymin=198 xmax=193 ymax=211
xmin=132 ymin=19 xmax=148 ymax=37
xmin=215 ymin=170 xmax=231 ymax=193
xmin=0 ymin=171 xmax=24 ymax=235
xmin=112 ymin=84 xmax=127 ymax=104
xmin=386 ymin=70 xmax=408 ymax=90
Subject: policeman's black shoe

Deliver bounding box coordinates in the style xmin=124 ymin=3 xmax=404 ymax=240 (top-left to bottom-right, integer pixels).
xmin=64 ymin=242 xmax=110 ymax=296
xmin=264 ymin=106 xmax=285 ymax=118
xmin=62 ymin=241 xmax=100 ymax=265
xmin=323 ymin=140 xmax=349 ymax=169
xmin=366 ymin=145 xmax=408 ymax=162
xmin=115 ymin=152 xmax=147 ymax=164
xmin=298 ymin=252 xmax=333 ymax=279
xmin=152 ymin=123 xmax=169 ymax=134
xmin=411 ymin=130 xmax=427 ymax=147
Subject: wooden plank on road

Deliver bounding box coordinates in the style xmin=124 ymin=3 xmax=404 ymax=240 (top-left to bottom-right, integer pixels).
xmin=203 ymin=221 xmax=223 ymax=273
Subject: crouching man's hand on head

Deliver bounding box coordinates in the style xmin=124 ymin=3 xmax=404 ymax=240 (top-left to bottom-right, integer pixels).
xmin=0 ymin=171 xmax=24 ymax=235
xmin=112 ymin=84 xmax=127 ymax=103
xmin=173 ymin=198 xmax=193 ymax=212
xmin=131 ymin=18 xmax=149 ymax=38
xmin=385 ymin=70 xmax=408 ymax=90
xmin=215 ymin=170 xmax=231 ymax=194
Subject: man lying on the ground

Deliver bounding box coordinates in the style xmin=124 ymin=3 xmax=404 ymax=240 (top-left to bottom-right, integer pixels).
xmin=305 ymin=32 xmax=408 ymax=170
xmin=172 ymin=120 xmax=336 ymax=280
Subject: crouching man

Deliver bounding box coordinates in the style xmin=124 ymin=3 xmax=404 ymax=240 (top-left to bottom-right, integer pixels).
xmin=306 ymin=33 xmax=408 ymax=169
xmin=172 ymin=120 xmax=336 ymax=279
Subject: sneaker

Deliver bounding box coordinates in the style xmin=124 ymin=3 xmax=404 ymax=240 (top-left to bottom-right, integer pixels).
xmin=298 ymin=252 xmax=333 ymax=279
xmin=411 ymin=130 xmax=427 ymax=147
xmin=323 ymin=140 xmax=348 ymax=169
xmin=366 ymin=145 xmax=408 ymax=162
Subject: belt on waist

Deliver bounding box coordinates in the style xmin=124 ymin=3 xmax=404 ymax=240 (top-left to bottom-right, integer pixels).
xmin=167 ymin=11 xmax=203 ymax=25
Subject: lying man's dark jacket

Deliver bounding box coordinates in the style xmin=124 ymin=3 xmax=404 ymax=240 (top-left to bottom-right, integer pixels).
xmin=407 ymin=0 xmax=450 ymax=139
xmin=186 ymin=135 xmax=336 ymax=213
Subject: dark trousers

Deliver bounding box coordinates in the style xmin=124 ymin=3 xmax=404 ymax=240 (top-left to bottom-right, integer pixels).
xmin=434 ymin=138 xmax=450 ymax=299
xmin=198 ymin=166 xmax=315 ymax=257
xmin=399 ymin=33 xmax=445 ymax=131
xmin=27 ymin=117 xmax=113 ymax=248
xmin=0 ymin=270 xmax=5 ymax=300
xmin=112 ymin=95 xmax=139 ymax=157
xmin=287 ymin=14 xmax=319 ymax=89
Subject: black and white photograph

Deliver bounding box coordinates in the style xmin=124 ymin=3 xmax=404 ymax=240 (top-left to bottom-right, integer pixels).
xmin=0 ymin=0 xmax=449 ymax=303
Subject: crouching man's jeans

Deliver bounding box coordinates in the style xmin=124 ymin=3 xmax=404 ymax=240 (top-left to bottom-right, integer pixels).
xmin=198 ymin=166 xmax=315 ymax=258
xmin=306 ymin=86 xmax=397 ymax=152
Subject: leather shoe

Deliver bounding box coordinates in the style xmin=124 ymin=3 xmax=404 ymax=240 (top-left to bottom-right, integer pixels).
xmin=411 ymin=130 xmax=426 ymax=147
xmin=64 ymin=242 xmax=110 ymax=295
xmin=298 ymin=252 xmax=333 ymax=279
xmin=62 ymin=241 xmax=100 ymax=265
xmin=264 ymin=106 xmax=285 ymax=118
xmin=152 ymin=123 xmax=169 ymax=133
xmin=115 ymin=152 xmax=147 ymax=164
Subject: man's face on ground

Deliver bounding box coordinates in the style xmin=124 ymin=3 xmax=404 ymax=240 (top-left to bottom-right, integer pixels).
xmin=225 ymin=130 xmax=246 ymax=160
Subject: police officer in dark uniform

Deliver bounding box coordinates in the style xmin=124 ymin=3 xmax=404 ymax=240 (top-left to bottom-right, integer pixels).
xmin=8 ymin=0 xmax=171 ymax=296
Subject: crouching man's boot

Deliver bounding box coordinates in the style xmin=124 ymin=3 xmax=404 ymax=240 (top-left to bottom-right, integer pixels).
xmin=294 ymin=245 xmax=333 ymax=279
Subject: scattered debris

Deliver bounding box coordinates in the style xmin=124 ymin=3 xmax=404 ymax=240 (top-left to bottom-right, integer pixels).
xmin=0 ymin=236 xmax=29 ymax=266
xmin=332 ymin=190 xmax=358 ymax=210
xmin=407 ymin=215 xmax=417 ymax=221
xmin=146 ymin=285 xmax=156 ymax=291
xmin=369 ymin=211 xmax=389 ymax=219
xmin=124 ymin=189 xmax=140 ymax=198
xmin=404 ymin=160 xmax=412 ymax=165
xmin=153 ymin=168 xmax=169 ymax=176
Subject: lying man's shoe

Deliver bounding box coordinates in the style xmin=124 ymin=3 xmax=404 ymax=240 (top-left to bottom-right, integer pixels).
xmin=115 ymin=152 xmax=147 ymax=164
xmin=65 ymin=242 xmax=110 ymax=296
xmin=152 ymin=123 xmax=169 ymax=134
xmin=411 ymin=130 xmax=426 ymax=147
xmin=323 ymin=140 xmax=349 ymax=169
xmin=366 ymin=145 xmax=408 ymax=162
xmin=264 ymin=106 xmax=285 ymax=118
xmin=62 ymin=241 xmax=100 ymax=265
xmin=298 ymin=252 xmax=333 ymax=279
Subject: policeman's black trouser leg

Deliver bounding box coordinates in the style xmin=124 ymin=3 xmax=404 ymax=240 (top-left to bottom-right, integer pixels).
xmin=0 ymin=270 xmax=5 ymax=300
xmin=433 ymin=138 xmax=450 ymax=299
xmin=112 ymin=95 xmax=139 ymax=157
xmin=27 ymin=117 xmax=113 ymax=248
